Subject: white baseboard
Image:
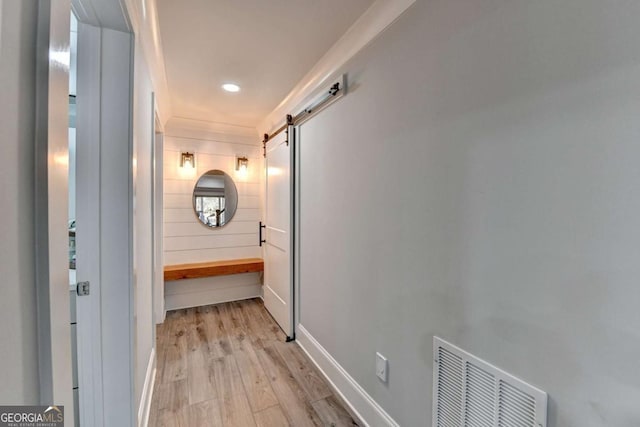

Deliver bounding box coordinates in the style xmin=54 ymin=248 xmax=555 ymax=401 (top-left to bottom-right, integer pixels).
xmin=296 ymin=325 xmax=399 ymax=427
xmin=138 ymin=348 xmax=156 ymax=427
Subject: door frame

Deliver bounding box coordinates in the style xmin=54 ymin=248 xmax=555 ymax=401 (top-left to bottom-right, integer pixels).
xmin=293 ymin=124 xmax=302 ymax=334
xmin=71 ymin=0 xmax=136 ymax=425
xmin=34 ymin=1 xmax=74 ymax=423
xmin=152 ymin=103 xmax=165 ymax=325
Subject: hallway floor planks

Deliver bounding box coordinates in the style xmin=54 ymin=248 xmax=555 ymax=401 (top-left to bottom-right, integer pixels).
xmin=149 ymin=298 xmax=359 ymax=426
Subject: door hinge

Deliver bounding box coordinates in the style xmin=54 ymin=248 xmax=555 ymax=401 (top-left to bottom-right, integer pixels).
xmin=76 ymin=281 xmax=90 ymax=296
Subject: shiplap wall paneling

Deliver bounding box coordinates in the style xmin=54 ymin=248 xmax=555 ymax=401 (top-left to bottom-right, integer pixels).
xmin=163 ymin=123 xmax=263 ymax=308
xmin=164 ymin=273 xmax=262 ymax=310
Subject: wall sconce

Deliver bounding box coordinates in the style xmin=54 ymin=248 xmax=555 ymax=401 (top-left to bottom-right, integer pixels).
xmin=236 ymin=156 xmax=248 ymax=173
xmin=180 ymin=152 xmax=195 ymax=169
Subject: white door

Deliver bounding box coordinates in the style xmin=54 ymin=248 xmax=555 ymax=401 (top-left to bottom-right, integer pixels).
xmin=74 ymin=21 xmax=104 ymax=427
xmin=75 ymin=19 xmax=133 ymax=426
xmin=263 ymin=127 xmax=294 ymax=339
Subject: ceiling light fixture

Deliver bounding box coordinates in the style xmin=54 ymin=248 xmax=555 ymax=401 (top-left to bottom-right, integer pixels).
xmin=222 ymin=83 xmax=240 ymax=93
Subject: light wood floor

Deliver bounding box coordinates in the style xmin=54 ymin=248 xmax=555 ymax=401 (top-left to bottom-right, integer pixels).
xmin=149 ymin=298 xmax=360 ymax=427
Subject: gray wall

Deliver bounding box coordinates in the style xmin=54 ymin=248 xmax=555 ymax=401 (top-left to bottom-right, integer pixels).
xmin=0 ymin=0 xmax=40 ymax=404
xmin=298 ymin=0 xmax=640 ymax=426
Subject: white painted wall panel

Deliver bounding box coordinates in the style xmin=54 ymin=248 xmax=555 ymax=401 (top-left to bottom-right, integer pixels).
xmin=164 ymin=117 xmax=257 ymax=144
xmin=165 ymin=282 xmax=261 ymax=311
xmin=297 ymin=1 xmax=640 ymax=426
xmin=165 ymin=136 xmax=260 ymax=156
xmin=164 ymin=179 xmax=260 ymax=196
xmin=164 ymin=221 xmax=257 ymax=237
xmin=164 ymin=194 xmax=260 ymax=210
xmin=164 ymin=207 xmax=260 ymax=223
xmin=0 ymin=0 xmax=40 ymax=404
xmin=164 ymin=242 xmax=261 ymax=266
xmin=164 ymin=234 xmax=257 ymax=252
xmin=165 ymin=272 xmax=260 ymax=296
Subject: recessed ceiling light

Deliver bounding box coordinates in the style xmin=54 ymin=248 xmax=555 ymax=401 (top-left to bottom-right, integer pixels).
xmin=222 ymin=83 xmax=240 ymax=93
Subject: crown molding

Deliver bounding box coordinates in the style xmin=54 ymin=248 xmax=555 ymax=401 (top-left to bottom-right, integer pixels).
xmin=122 ymin=0 xmax=173 ymax=126
xmin=258 ymin=0 xmax=416 ymax=134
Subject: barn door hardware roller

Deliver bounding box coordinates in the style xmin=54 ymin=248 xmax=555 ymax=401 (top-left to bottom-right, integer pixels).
xmin=291 ymin=75 xmax=346 ymax=125
xmin=261 ymin=74 xmax=347 ymax=155
xmin=263 ymin=115 xmax=294 ymax=156
xmin=285 ymin=114 xmax=293 ymax=146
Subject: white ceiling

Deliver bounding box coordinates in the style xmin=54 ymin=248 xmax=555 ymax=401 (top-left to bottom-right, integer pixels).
xmin=156 ymin=0 xmax=373 ymax=128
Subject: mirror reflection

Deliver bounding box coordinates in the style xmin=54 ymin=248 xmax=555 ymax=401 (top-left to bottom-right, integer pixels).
xmin=193 ymin=170 xmax=238 ymax=228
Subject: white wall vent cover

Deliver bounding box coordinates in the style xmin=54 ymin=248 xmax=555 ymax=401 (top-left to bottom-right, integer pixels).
xmin=432 ymin=337 xmax=547 ymax=427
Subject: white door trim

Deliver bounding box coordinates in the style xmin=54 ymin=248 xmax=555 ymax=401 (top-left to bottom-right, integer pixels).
xmin=152 ymin=105 xmax=165 ymax=324
xmin=137 ymin=349 xmax=156 ymax=427
xmin=293 ymin=125 xmax=302 ymax=334
xmin=34 ymin=1 xmax=74 ymax=423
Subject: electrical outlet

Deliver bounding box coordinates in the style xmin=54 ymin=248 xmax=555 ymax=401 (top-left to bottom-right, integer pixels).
xmin=376 ymin=352 xmax=388 ymax=382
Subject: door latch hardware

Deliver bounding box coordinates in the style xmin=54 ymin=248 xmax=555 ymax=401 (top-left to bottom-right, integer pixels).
xmin=77 ymin=281 xmax=90 ymax=296
xmin=259 ymin=222 xmax=267 ymax=246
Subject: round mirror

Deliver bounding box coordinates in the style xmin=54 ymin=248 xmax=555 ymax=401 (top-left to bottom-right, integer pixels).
xmin=193 ymin=170 xmax=238 ymax=228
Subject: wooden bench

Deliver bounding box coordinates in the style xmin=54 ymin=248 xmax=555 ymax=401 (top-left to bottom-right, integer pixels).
xmin=164 ymin=258 xmax=264 ymax=281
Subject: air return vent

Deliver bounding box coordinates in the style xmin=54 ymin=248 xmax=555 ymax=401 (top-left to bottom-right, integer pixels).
xmin=432 ymin=337 xmax=547 ymax=427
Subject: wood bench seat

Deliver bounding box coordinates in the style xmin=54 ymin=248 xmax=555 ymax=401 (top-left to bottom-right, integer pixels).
xmin=164 ymin=258 xmax=264 ymax=281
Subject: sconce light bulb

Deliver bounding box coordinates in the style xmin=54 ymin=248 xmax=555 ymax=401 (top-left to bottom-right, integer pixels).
xmin=181 ymin=152 xmax=195 ymax=169
xmin=236 ymin=156 xmax=249 ymax=173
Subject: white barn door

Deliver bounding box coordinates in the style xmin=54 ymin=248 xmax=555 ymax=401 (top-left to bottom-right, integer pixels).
xmin=263 ymin=126 xmax=294 ymax=340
